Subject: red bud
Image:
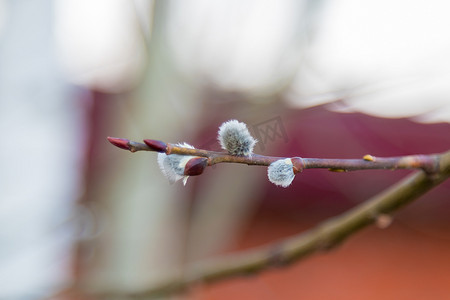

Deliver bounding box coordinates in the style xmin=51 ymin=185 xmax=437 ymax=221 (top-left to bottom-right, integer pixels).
xmin=291 ymin=157 xmax=304 ymax=174
xmin=107 ymin=137 xmax=131 ymax=150
xmin=143 ymin=139 xmax=167 ymax=153
xmin=184 ymin=157 xmax=208 ymax=176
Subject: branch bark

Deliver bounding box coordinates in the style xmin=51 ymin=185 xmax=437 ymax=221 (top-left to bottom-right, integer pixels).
xmin=91 ymin=149 xmax=450 ymax=299
xmin=107 ymin=137 xmax=440 ymax=173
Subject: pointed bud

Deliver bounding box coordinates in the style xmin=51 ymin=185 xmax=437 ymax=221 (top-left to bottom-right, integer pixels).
xmin=143 ymin=139 xmax=167 ymax=153
xmin=217 ymin=120 xmax=257 ymax=156
xmin=184 ymin=157 xmax=208 ymax=176
xmin=107 ymin=137 xmax=131 ymax=150
xmin=363 ymin=154 xmax=376 ymax=162
xmin=268 ymin=158 xmax=296 ymax=188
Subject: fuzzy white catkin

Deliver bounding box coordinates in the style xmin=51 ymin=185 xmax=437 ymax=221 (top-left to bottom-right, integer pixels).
xmin=268 ymin=158 xmax=295 ymax=188
xmin=217 ymin=120 xmax=257 ymax=156
xmin=157 ymin=143 xmax=194 ymax=185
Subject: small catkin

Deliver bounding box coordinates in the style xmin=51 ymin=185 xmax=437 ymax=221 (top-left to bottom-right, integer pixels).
xmin=268 ymin=158 xmax=295 ymax=188
xmin=157 ymin=143 xmax=194 ymax=185
xmin=217 ymin=120 xmax=257 ymax=156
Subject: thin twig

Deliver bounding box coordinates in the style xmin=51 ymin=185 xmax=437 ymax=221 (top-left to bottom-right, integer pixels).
xmin=91 ymin=147 xmax=450 ymax=299
xmin=107 ymin=137 xmax=440 ymax=173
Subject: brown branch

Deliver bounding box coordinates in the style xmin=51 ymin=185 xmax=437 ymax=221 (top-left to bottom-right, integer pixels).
xmin=107 ymin=137 xmax=440 ymax=173
xmin=91 ymin=147 xmax=450 ymax=299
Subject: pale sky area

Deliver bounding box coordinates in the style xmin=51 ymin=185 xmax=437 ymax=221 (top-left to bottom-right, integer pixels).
xmin=55 ymin=0 xmax=450 ymax=122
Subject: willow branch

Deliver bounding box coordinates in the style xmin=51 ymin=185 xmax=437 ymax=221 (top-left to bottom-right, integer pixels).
xmin=107 ymin=137 xmax=439 ymax=173
xmin=92 ymin=148 xmax=450 ymax=299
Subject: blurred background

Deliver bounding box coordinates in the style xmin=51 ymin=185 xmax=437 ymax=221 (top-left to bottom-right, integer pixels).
xmin=1 ymin=0 xmax=450 ymax=299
